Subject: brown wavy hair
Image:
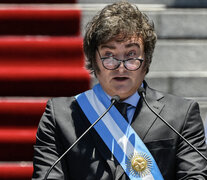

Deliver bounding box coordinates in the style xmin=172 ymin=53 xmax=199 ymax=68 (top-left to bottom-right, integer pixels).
xmin=83 ymin=1 xmax=157 ymax=74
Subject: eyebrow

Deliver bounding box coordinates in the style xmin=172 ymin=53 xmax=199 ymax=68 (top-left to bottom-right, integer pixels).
xmin=125 ymin=43 xmax=140 ymax=48
xmin=100 ymin=43 xmax=140 ymax=50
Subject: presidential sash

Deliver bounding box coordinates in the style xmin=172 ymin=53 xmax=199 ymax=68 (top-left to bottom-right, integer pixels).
xmin=75 ymin=84 xmax=164 ymax=180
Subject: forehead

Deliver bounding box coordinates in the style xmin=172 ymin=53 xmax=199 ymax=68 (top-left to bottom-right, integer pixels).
xmin=99 ymin=35 xmax=144 ymax=49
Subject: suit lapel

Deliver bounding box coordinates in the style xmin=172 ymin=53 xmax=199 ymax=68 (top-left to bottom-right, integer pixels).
xmin=131 ymin=86 xmax=165 ymax=140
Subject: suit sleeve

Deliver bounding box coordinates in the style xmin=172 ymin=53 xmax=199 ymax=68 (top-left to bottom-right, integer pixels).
xmin=32 ymin=99 xmax=66 ymax=180
xmin=176 ymin=101 xmax=207 ymax=179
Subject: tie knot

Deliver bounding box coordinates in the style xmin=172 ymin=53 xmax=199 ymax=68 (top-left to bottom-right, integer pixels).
xmin=116 ymin=102 xmax=129 ymax=111
xmin=115 ymin=102 xmax=130 ymax=121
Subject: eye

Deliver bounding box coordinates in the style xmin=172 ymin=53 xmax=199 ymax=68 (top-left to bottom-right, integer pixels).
xmin=104 ymin=51 xmax=114 ymax=58
xmin=127 ymin=51 xmax=137 ymax=58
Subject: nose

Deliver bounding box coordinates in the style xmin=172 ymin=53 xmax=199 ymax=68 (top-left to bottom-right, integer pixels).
xmin=117 ymin=61 xmax=127 ymax=72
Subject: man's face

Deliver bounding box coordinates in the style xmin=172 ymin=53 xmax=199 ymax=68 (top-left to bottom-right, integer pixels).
xmin=96 ymin=36 xmax=146 ymax=100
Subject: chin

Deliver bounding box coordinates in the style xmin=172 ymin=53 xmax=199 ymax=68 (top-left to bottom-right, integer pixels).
xmin=118 ymin=93 xmax=131 ymax=101
xmin=118 ymin=88 xmax=137 ymax=100
xmin=107 ymin=87 xmax=133 ymax=99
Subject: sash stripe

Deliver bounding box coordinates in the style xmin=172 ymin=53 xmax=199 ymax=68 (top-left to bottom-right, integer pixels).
xmin=75 ymin=84 xmax=164 ymax=180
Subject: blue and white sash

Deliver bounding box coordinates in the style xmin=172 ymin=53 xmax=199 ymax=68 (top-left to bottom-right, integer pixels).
xmin=75 ymin=84 xmax=164 ymax=180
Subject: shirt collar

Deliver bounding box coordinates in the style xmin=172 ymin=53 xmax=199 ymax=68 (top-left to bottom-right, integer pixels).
xmin=104 ymin=83 xmax=143 ymax=108
xmin=122 ymin=92 xmax=139 ymax=108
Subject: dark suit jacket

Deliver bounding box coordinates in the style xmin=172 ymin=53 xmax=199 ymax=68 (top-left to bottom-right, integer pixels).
xmin=32 ymin=84 xmax=207 ymax=180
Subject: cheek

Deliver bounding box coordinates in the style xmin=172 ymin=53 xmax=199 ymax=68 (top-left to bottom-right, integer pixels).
xmin=96 ymin=68 xmax=109 ymax=83
xmin=132 ymin=71 xmax=145 ymax=85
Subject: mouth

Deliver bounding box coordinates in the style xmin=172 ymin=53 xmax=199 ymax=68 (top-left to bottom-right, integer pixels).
xmin=113 ymin=77 xmax=129 ymax=81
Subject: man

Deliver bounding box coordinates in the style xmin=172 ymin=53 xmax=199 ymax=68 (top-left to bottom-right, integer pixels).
xmin=32 ymin=1 xmax=207 ymax=179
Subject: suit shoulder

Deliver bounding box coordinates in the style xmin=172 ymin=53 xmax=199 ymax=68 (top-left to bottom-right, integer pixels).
xmin=148 ymin=86 xmax=196 ymax=107
xmin=46 ymin=97 xmax=80 ymax=116
xmin=50 ymin=97 xmax=76 ymax=106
